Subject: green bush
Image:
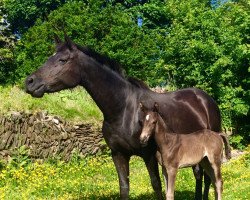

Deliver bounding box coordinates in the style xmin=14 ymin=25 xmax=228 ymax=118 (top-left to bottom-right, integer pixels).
xmin=159 ymin=0 xmax=249 ymax=147
xmin=14 ymin=0 xmax=162 ymax=84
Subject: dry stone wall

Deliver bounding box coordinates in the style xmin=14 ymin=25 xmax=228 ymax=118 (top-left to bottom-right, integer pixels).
xmin=0 ymin=111 xmax=107 ymax=161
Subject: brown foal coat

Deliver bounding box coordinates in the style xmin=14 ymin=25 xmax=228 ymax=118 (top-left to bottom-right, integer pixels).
xmin=140 ymin=103 xmax=231 ymax=200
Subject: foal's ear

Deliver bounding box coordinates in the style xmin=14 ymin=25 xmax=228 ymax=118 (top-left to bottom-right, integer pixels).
xmin=153 ymin=102 xmax=159 ymax=112
xmin=139 ymin=102 xmax=146 ymax=112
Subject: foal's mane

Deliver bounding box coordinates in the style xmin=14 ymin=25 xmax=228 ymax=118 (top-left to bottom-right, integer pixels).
xmin=76 ymin=44 xmax=150 ymax=90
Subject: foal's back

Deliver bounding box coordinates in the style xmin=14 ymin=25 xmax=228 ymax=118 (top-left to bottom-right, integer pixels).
xmin=175 ymin=129 xmax=223 ymax=168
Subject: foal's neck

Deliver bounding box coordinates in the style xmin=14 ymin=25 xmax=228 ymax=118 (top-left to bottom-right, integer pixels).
xmin=155 ymin=115 xmax=177 ymax=146
xmin=78 ymin=53 xmax=134 ymax=121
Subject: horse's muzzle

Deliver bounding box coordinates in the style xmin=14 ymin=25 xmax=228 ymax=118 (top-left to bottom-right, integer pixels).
xmin=25 ymin=75 xmax=45 ymax=98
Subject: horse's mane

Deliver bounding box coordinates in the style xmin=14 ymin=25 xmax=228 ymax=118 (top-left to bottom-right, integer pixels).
xmin=76 ymin=44 xmax=150 ymax=90
xmin=76 ymin=45 xmax=126 ymax=78
xmin=127 ymin=77 xmax=150 ymax=90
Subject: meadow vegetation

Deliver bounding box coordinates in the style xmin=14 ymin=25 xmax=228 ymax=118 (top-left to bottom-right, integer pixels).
xmin=0 ymin=86 xmax=102 ymax=124
xmin=0 ymin=147 xmax=249 ymax=200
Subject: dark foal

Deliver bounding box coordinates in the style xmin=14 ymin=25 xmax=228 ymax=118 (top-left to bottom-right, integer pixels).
xmin=140 ymin=103 xmax=231 ymax=200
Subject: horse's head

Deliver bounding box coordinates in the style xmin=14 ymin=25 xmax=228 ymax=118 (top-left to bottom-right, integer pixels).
xmin=25 ymin=35 xmax=81 ymax=97
xmin=139 ymin=102 xmax=159 ymax=146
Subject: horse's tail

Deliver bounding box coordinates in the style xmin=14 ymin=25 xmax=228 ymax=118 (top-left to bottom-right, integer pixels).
xmin=219 ymin=133 xmax=232 ymax=160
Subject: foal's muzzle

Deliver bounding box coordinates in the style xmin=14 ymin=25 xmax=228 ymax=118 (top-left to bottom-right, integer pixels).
xmin=140 ymin=135 xmax=149 ymax=147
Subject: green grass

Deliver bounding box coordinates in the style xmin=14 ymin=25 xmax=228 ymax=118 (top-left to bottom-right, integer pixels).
xmin=0 ymin=86 xmax=249 ymax=199
xmin=0 ymin=85 xmax=102 ymax=124
xmin=0 ymin=147 xmax=249 ymax=200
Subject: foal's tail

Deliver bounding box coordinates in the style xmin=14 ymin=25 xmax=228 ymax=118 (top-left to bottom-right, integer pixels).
xmin=219 ymin=133 xmax=232 ymax=160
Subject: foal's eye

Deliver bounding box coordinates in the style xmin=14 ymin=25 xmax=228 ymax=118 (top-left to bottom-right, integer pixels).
xmin=59 ymin=59 xmax=67 ymax=64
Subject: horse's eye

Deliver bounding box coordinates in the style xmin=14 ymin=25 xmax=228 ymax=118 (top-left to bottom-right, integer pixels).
xmin=59 ymin=59 xmax=67 ymax=64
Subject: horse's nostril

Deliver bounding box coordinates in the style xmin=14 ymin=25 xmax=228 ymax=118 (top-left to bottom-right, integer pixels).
xmin=28 ymin=77 xmax=34 ymax=84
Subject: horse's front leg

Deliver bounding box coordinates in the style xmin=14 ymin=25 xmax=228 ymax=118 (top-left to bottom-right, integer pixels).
xmin=112 ymin=150 xmax=130 ymax=200
xmin=192 ymin=164 xmax=204 ymax=200
xmin=143 ymin=154 xmax=164 ymax=200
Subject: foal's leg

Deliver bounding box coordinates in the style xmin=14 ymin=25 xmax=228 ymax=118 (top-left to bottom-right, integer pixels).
xmin=210 ymin=161 xmax=223 ymax=200
xmin=166 ymin=166 xmax=178 ymax=200
xmin=192 ymin=164 xmax=203 ymax=200
xmin=162 ymin=165 xmax=168 ymax=194
xmin=111 ymin=151 xmax=130 ymax=200
xmin=201 ymin=158 xmax=222 ymax=200
xmin=143 ymin=154 xmax=164 ymax=200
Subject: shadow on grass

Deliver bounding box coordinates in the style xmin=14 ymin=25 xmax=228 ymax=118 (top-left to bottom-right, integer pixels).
xmin=75 ymin=190 xmax=194 ymax=200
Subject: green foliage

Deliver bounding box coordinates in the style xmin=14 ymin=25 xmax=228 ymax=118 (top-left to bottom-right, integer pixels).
xmin=2 ymin=0 xmax=67 ymax=34
xmin=0 ymin=1 xmax=16 ymax=84
xmin=14 ymin=0 xmax=162 ymax=83
xmin=159 ymin=0 xmax=249 ymax=146
xmin=230 ymin=135 xmax=245 ymax=150
xmin=8 ymin=145 xmax=31 ymax=169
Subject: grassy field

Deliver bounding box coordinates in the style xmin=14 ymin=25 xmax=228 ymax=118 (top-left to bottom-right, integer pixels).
xmin=0 ymin=86 xmax=249 ymax=199
xmin=0 ymin=147 xmax=249 ymax=200
xmin=0 ymin=85 xmax=102 ymax=124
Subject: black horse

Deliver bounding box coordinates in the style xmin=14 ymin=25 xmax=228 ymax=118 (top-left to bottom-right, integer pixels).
xmin=25 ymin=35 xmax=221 ymax=200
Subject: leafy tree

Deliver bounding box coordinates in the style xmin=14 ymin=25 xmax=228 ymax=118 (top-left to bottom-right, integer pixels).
xmin=0 ymin=1 xmax=15 ymax=84
xmin=14 ymin=0 xmax=162 ymax=83
xmin=3 ymin=0 xmax=66 ymax=34
xmin=129 ymin=1 xmax=171 ymax=29
xmin=106 ymin=0 xmax=148 ymax=8
xmin=158 ymin=0 xmax=249 ymax=146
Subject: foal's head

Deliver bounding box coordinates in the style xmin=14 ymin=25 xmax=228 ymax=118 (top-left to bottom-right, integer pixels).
xmin=139 ymin=102 xmax=159 ymax=146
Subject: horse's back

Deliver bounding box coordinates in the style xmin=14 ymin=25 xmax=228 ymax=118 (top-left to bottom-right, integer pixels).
xmin=152 ymin=88 xmax=221 ymax=133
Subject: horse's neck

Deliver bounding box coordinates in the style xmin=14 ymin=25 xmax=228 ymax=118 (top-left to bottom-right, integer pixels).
xmin=78 ymin=54 xmax=133 ymax=121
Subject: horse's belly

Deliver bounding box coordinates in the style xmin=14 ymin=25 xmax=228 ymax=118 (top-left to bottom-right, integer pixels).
xmin=102 ymin=121 xmax=143 ymax=152
xmin=102 ymin=131 xmax=141 ymax=154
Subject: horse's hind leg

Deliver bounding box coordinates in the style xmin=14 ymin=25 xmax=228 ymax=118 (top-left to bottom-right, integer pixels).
xmin=143 ymin=154 xmax=163 ymax=200
xmin=192 ymin=164 xmax=203 ymax=200
xmin=204 ymin=172 xmax=212 ymax=200
xmin=112 ymin=151 xmax=130 ymax=200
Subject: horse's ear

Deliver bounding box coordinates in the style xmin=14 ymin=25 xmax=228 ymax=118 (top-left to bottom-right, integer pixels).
xmin=153 ymin=102 xmax=159 ymax=112
xmin=64 ymin=33 xmax=77 ymax=51
xmin=54 ymin=33 xmax=62 ymax=45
